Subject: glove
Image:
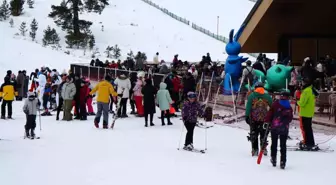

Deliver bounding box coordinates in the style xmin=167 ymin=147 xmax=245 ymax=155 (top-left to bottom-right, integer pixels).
xmin=0 ymin=97 xmax=2 ymax=102
xmin=118 ymin=94 xmax=123 ymax=98
xmin=245 ymin=117 xmax=250 ymax=125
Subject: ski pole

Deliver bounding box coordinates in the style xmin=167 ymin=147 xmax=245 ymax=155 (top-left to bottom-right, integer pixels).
xmin=204 ymin=120 xmax=208 ymax=151
xmin=177 ymin=120 xmax=185 ymax=150
xmin=38 ymin=108 xmax=42 ymax=131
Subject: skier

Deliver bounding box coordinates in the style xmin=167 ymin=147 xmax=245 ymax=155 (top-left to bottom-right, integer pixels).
xmin=0 ymin=76 xmax=18 ymax=119
xmin=142 ymin=78 xmax=157 ymax=127
xmin=89 ymin=75 xmax=118 ymax=129
xmin=114 ymin=73 xmax=131 ymax=117
xmin=23 ymin=92 xmax=41 ymax=139
xmin=265 ymin=90 xmax=293 ymax=169
xmin=29 ymin=69 xmax=39 ymax=92
xmin=245 ymin=82 xmax=272 ymax=156
xmin=297 ymin=78 xmax=319 ymax=150
xmin=156 ymin=82 xmax=173 ymax=126
xmin=181 ymin=92 xmax=204 ymax=150
xmin=41 ymin=82 xmax=52 ymax=116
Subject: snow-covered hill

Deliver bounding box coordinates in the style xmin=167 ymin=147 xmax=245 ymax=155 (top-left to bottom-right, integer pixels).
xmin=0 ymin=0 xmax=237 ymax=80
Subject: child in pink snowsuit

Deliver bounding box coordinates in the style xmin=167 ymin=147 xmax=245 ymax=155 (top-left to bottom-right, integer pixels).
xmin=133 ymin=77 xmax=144 ymax=116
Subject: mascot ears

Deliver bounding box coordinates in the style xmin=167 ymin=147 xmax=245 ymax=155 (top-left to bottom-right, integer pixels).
xmin=229 ymin=29 xmax=234 ymax=43
xmin=229 ymin=25 xmax=246 ymax=43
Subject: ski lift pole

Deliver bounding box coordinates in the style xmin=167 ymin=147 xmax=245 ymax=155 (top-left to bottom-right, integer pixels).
xmin=234 ymin=75 xmax=245 ymax=114
xmin=229 ymin=76 xmax=237 ymax=123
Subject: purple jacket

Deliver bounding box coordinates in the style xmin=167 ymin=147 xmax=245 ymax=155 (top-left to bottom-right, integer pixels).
xmin=182 ymin=100 xmax=204 ymax=123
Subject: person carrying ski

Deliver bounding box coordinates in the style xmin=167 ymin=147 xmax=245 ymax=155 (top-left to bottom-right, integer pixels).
xmin=182 ymin=92 xmax=204 ymax=150
xmin=89 ymin=75 xmax=118 ymax=129
xmin=297 ymin=78 xmax=318 ymax=150
xmin=0 ymin=76 xmax=18 ymax=119
xmin=23 ymin=92 xmax=41 ymax=139
xmin=156 ymin=82 xmax=173 ymax=126
xmin=245 ymin=82 xmax=272 ymax=156
xmin=265 ymin=90 xmax=293 ymax=169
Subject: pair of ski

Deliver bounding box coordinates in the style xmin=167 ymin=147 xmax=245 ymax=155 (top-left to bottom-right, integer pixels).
xmin=196 ymin=123 xmax=213 ymax=129
xmin=178 ymin=148 xmax=205 ymax=154
xmin=287 ymin=145 xmax=334 ymax=153
xmin=110 ymin=96 xmax=121 ymax=129
xmin=24 ymin=136 xmax=40 ymax=140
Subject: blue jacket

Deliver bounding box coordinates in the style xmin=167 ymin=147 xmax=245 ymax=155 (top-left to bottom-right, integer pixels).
xmin=156 ymin=82 xmax=173 ymax=111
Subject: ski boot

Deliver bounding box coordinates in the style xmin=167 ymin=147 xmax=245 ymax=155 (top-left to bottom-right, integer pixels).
xmin=30 ymin=129 xmax=35 ymax=139
xmin=103 ymin=122 xmax=108 ymax=129
xmin=150 ymin=123 xmax=155 ymax=126
xmin=270 ymin=157 xmax=276 ymax=167
xmin=167 ymin=122 xmax=173 ymax=125
xmin=94 ymin=120 xmax=99 ymax=128
xmin=264 ymin=149 xmax=268 ymax=156
xmin=1 ymin=115 xmax=5 ymax=119
xmin=25 ymin=129 xmax=30 ymax=139
xmin=183 ymin=144 xmax=194 ymax=151
xmin=280 ymin=161 xmax=286 ymax=169
xmin=7 ymin=116 xmax=13 ymax=119
xmin=145 ymin=122 xmax=148 ymax=127
xmin=251 ymin=149 xmax=258 ymax=156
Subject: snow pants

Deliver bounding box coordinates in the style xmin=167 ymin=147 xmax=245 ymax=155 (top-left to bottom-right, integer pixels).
xmin=63 ymin=100 xmax=73 ymax=121
xmin=42 ymin=94 xmax=50 ymax=111
xmin=117 ymin=98 xmax=128 ymax=116
xmin=25 ymin=115 xmax=37 ymax=131
xmin=270 ymin=132 xmax=287 ymax=163
xmin=56 ymin=97 xmax=63 ymax=119
xmin=134 ymin=96 xmax=144 ymax=116
xmin=1 ymin=100 xmax=13 ymax=117
xmin=95 ymin=102 xmax=109 ymax=126
xmin=161 ymin=110 xmax=171 ymax=125
xmin=250 ymin=121 xmax=266 ymax=151
xmin=144 ymin=113 xmax=154 ymax=124
xmin=80 ymin=101 xmax=87 ymax=120
xmin=86 ymin=97 xmax=94 ymax=113
xmin=184 ymin=121 xmax=196 ymax=146
xmin=301 ymin=117 xmax=315 ymax=146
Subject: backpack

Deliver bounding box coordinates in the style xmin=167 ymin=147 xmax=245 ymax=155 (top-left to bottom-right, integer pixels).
xmin=250 ymin=98 xmax=269 ymax=122
xmin=271 ymin=106 xmax=292 ymax=135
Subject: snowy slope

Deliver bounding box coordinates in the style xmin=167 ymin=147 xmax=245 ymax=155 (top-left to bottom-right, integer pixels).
xmin=0 ymin=102 xmax=336 ymax=185
xmin=0 ymin=0 xmax=232 ymax=80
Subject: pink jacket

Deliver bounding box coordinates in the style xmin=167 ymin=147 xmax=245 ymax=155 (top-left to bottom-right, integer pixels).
xmin=133 ymin=79 xmax=143 ymax=96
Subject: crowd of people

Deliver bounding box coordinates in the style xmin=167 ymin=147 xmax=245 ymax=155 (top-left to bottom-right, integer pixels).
xmin=1 ymin=52 xmax=336 ymax=170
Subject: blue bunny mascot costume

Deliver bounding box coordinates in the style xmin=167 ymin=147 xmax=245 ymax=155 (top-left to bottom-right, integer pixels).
xmin=223 ymin=28 xmax=248 ymax=94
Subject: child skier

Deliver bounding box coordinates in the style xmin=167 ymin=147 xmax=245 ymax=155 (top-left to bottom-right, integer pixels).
xmin=181 ymin=92 xmax=204 ymax=150
xmin=245 ymin=82 xmax=272 ymax=156
xmin=265 ymin=91 xmax=293 ymax=169
xmin=23 ymin=92 xmax=41 ymax=139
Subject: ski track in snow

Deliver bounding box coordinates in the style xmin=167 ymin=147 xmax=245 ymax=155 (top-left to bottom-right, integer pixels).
xmin=0 ymin=101 xmax=335 ymax=185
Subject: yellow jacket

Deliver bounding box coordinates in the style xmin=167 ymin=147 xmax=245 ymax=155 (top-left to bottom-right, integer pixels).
xmin=90 ymin=80 xmax=117 ymax=103
xmin=0 ymin=82 xmax=18 ymax=101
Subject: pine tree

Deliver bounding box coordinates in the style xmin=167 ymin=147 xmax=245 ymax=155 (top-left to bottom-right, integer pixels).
xmin=42 ymin=26 xmax=59 ymax=46
xmin=19 ymin=21 xmax=27 ymax=36
xmin=51 ymin=28 xmax=60 ymax=45
xmin=105 ymin=46 xmax=112 ymax=58
xmin=88 ymin=35 xmax=95 ymax=50
xmin=9 ymin=18 xmax=14 ymax=27
xmin=29 ymin=18 xmax=38 ymax=41
xmin=0 ymin=0 xmax=11 ymax=20
xmin=127 ymin=50 xmax=134 ymax=60
xmin=49 ymin=0 xmax=109 ymax=48
xmin=141 ymin=52 xmax=147 ymax=61
xmin=112 ymin=44 xmax=121 ymax=59
xmin=10 ymin=0 xmax=24 ymax=16
xmin=27 ymin=0 xmax=33 ymax=8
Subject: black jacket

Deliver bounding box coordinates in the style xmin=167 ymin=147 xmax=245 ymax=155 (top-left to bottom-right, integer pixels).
xmin=141 ymin=83 xmax=157 ymax=114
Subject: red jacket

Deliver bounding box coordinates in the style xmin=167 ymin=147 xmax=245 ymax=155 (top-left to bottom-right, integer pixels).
xmin=79 ymin=85 xmax=89 ymax=102
xmin=172 ymin=77 xmax=182 ymax=92
xmin=109 ymin=63 xmax=118 ymax=68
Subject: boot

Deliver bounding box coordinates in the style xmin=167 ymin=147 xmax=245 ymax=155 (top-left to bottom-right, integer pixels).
xmin=130 ymin=110 xmax=136 ymax=114
xmin=56 ymin=116 xmax=59 ymax=121
xmin=251 ymin=149 xmax=258 ymax=156
xmin=94 ymin=120 xmax=99 ymax=128
xmin=25 ymin=129 xmax=30 ymax=138
xmin=103 ymin=121 xmax=108 ymax=129
xmin=1 ymin=115 xmax=5 ymax=119
xmin=150 ymin=123 xmax=155 ymax=126
xmin=145 ymin=122 xmax=148 ymax=127
xmin=263 ymin=149 xmax=268 ymax=156
xmin=270 ymin=157 xmax=276 ymax=167
xmin=168 ymin=122 xmax=173 ymax=125
xmin=280 ymin=161 xmax=286 ymax=169
xmin=30 ymin=129 xmax=35 ymax=139
xmin=7 ymin=116 xmax=12 ymax=119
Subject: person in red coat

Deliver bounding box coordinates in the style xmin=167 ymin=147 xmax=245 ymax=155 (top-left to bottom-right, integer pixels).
xmin=79 ymin=79 xmax=89 ymax=120
xmin=171 ymin=72 xmax=182 ymax=112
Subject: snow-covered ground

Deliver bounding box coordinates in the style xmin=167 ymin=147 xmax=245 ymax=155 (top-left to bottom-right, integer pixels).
xmin=1 ymin=101 xmax=336 ymax=185
xmin=0 ymin=0 xmax=232 ymax=80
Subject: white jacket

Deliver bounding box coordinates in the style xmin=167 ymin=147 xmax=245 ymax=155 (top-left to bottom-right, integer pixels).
xmin=36 ymin=74 xmax=46 ymax=87
xmin=114 ymin=78 xmax=131 ymax=98
xmin=153 ymin=55 xmax=159 ymax=64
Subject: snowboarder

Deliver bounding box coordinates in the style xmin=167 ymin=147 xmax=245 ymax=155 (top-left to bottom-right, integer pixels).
xmin=0 ymin=76 xmax=18 ymax=119
xmin=297 ymin=78 xmax=319 ymax=150
xmin=89 ymin=75 xmax=118 ymax=129
xmin=142 ymin=78 xmax=157 ymax=127
xmin=23 ymin=92 xmax=41 ymax=139
xmin=245 ymin=82 xmax=272 ymax=156
xmin=265 ymin=90 xmax=293 ymax=169
xmin=156 ymin=82 xmax=173 ymax=126
xmin=181 ymin=92 xmax=204 ymax=150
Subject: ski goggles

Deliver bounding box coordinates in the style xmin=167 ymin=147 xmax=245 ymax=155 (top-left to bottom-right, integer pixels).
xmin=187 ymin=93 xmax=197 ymax=98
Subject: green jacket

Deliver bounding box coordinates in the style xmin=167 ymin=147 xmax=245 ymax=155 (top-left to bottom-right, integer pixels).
xmin=297 ymin=85 xmax=315 ymax=118
xmin=245 ymin=91 xmax=273 ymax=117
